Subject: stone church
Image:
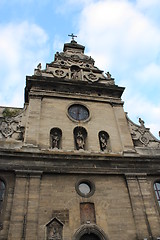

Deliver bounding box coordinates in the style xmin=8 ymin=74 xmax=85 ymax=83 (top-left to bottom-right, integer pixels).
xmin=0 ymin=37 xmax=160 ymax=240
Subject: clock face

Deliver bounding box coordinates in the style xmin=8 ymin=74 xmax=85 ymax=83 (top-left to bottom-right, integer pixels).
xmin=68 ymin=104 xmax=89 ymax=121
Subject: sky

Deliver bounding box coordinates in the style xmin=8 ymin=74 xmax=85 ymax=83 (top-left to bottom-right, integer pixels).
xmin=0 ymin=0 xmax=159 ymax=138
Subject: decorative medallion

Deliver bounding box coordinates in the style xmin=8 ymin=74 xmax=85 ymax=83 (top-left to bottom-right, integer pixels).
xmin=85 ymin=73 xmax=99 ymax=82
xmin=0 ymin=120 xmax=18 ymax=138
xmin=53 ymin=69 xmax=66 ymax=78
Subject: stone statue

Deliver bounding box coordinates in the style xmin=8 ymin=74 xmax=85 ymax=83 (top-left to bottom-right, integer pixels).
xmin=99 ymin=133 xmax=108 ymax=151
xmin=139 ymin=118 xmax=145 ymax=127
xmin=51 ymin=131 xmax=60 ymax=149
xmin=76 ymin=131 xmax=85 ymax=150
xmin=71 ymin=69 xmax=79 ymax=80
xmin=37 ymin=63 xmax=41 ymax=70
xmin=106 ymin=72 xmax=111 ymax=79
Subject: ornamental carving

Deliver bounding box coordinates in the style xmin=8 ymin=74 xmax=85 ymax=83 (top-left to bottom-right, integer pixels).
xmin=53 ymin=69 xmax=66 ymax=78
xmin=46 ymin=218 xmax=63 ymax=240
xmin=85 ymin=73 xmax=99 ymax=82
xmin=0 ymin=115 xmax=25 ymax=141
xmin=127 ymin=115 xmax=160 ymax=148
xmin=33 ymin=40 xmax=116 ymax=86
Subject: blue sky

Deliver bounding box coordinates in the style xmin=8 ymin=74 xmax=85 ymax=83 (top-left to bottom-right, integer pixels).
xmin=0 ymin=0 xmax=160 ymax=138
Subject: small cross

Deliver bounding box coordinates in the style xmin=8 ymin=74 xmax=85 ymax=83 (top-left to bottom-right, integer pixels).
xmin=68 ymin=33 xmax=77 ymax=41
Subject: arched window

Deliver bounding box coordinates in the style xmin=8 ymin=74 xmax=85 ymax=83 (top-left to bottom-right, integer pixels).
xmin=98 ymin=131 xmax=110 ymax=151
xmin=0 ymin=179 xmax=5 ymax=214
xmin=50 ymin=128 xmax=62 ymax=149
xmin=154 ymin=181 xmax=160 ymax=206
xmin=74 ymin=127 xmax=87 ymax=150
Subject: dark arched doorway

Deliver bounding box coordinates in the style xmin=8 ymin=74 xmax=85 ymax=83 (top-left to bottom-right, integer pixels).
xmin=80 ymin=233 xmax=100 ymax=240
xmin=73 ymin=224 xmax=108 ymax=240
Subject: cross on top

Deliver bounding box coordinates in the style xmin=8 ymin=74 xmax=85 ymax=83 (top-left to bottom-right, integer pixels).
xmin=68 ymin=33 xmax=77 ymax=41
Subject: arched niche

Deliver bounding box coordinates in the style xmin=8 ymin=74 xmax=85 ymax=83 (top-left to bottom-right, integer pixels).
xmin=73 ymin=224 xmax=108 ymax=240
xmin=98 ymin=131 xmax=110 ymax=152
xmin=50 ymin=128 xmax=62 ymax=149
xmin=71 ymin=65 xmax=81 ymax=80
xmin=74 ymin=127 xmax=87 ymax=150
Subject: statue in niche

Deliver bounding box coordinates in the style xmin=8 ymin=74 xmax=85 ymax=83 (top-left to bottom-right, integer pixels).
xmin=99 ymin=131 xmax=109 ymax=151
xmin=74 ymin=127 xmax=87 ymax=150
xmin=50 ymin=128 xmax=62 ymax=149
xmin=71 ymin=65 xmax=80 ymax=80
xmin=76 ymin=131 xmax=85 ymax=150
xmin=46 ymin=218 xmax=63 ymax=240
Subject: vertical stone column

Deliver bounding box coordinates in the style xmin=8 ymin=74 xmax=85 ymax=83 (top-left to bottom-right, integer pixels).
xmin=125 ymin=174 xmax=151 ymax=240
xmin=138 ymin=176 xmax=160 ymax=238
xmin=24 ymin=97 xmax=42 ymax=146
xmin=8 ymin=170 xmax=42 ymax=240
xmin=25 ymin=171 xmax=42 ymax=240
xmin=8 ymin=171 xmax=29 ymax=240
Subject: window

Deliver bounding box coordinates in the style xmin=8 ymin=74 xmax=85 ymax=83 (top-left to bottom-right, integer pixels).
xmin=68 ymin=104 xmax=89 ymax=122
xmin=154 ymin=181 xmax=160 ymax=206
xmin=0 ymin=179 xmax=5 ymax=215
xmin=76 ymin=179 xmax=95 ymax=198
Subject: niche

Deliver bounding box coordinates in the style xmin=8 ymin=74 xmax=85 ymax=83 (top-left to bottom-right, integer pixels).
xmin=50 ymin=128 xmax=62 ymax=149
xmin=74 ymin=127 xmax=87 ymax=150
xmin=98 ymin=131 xmax=110 ymax=152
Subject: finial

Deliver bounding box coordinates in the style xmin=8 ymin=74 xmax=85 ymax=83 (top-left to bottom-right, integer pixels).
xmin=68 ymin=33 xmax=77 ymax=41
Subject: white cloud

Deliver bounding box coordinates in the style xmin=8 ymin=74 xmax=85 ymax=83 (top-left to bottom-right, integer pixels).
xmin=76 ymin=0 xmax=160 ymax=137
xmin=0 ymin=21 xmax=49 ymax=107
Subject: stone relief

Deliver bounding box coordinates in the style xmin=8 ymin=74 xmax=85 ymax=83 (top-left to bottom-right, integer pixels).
xmin=127 ymin=115 xmax=160 ymax=148
xmin=0 ymin=116 xmax=25 ymax=141
xmin=46 ymin=218 xmax=63 ymax=240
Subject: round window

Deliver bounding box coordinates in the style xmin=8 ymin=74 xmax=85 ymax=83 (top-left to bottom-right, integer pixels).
xmin=76 ymin=180 xmax=95 ymax=198
xmin=68 ymin=104 xmax=89 ymax=121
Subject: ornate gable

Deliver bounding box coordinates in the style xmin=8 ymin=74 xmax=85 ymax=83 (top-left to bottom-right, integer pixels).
xmin=126 ymin=114 xmax=160 ymax=154
xmin=34 ymin=40 xmax=114 ymax=86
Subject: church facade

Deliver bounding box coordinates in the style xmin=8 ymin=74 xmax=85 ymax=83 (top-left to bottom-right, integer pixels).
xmin=0 ymin=38 xmax=160 ymax=240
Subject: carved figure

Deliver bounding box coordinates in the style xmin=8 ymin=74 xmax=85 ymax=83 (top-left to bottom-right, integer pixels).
xmin=71 ymin=69 xmax=79 ymax=80
xmin=76 ymin=131 xmax=85 ymax=150
xmin=48 ymin=227 xmax=62 ymax=240
xmin=106 ymin=72 xmax=111 ymax=78
xmin=100 ymin=133 xmax=108 ymax=151
xmin=37 ymin=63 xmax=41 ymax=70
xmin=51 ymin=131 xmax=60 ymax=149
xmin=139 ymin=118 xmax=145 ymax=127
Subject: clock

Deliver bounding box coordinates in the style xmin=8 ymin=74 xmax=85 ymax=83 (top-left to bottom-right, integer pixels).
xmin=68 ymin=104 xmax=89 ymax=121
